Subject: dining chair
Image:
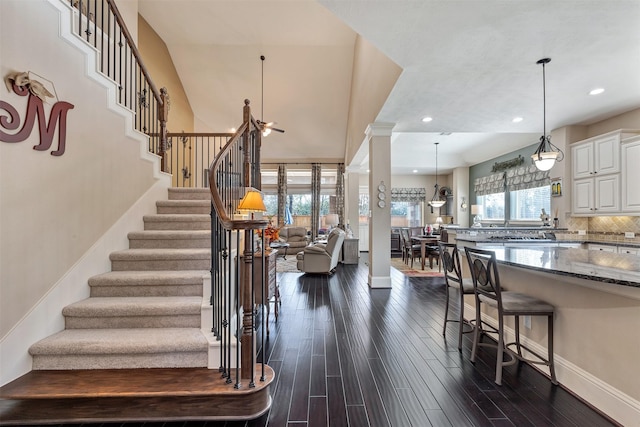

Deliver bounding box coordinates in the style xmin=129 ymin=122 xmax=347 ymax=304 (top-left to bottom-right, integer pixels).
xmin=400 ymin=228 xmax=421 ymax=268
xmin=464 ymin=246 xmax=557 ymax=386
xmin=439 ymin=242 xmax=474 ymax=351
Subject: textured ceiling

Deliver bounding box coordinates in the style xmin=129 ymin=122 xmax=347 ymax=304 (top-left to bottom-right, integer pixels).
xmin=139 ymin=0 xmax=640 ymax=175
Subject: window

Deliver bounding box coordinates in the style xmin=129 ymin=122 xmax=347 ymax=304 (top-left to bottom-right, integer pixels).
xmin=510 ymin=185 xmax=551 ymax=221
xmin=263 ymin=194 xmax=278 ymax=217
xmin=477 ymin=193 xmax=505 ymax=221
xmin=259 ymin=166 xmax=339 ymax=228
xmin=390 ymin=201 xmax=423 ymax=227
xmin=476 ymin=185 xmax=551 ymax=223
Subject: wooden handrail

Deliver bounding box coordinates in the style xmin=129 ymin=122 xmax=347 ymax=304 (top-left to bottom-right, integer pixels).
xmin=208 ymin=100 xmax=267 ymax=231
xmin=69 ymin=0 xmax=169 ymax=171
xmin=105 ymin=0 xmax=163 ymax=107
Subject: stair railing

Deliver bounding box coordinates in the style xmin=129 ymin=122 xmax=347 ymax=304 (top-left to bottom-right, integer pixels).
xmin=65 ymin=0 xmax=170 ymax=171
xmin=208 ymin=99 xmax=268 ymax=388
xmin=163 ymin=133 xmax=234 ymax=188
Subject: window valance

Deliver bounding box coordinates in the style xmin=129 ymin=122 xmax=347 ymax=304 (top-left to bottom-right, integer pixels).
xmin=391 ymin=188 xmax=426 ymax=203
xmin=506 ymin=164 xmax=550 ymax=191
xmin=474 ymin=172 xmax=505 ymax=196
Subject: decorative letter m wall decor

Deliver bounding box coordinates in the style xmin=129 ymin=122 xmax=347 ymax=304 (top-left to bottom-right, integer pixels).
xmin=1 ymin=72 xmax=74 ymax=156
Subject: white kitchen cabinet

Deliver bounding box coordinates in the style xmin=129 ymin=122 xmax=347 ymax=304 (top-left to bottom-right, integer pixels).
xmin=558 ymin=243 xmax=584 ymax=248
xmin=621 ymin=136 xmax=640 ymax=213
xmin=570 ymin=130 xmax=640 ymax=216
xmin=572 ymin=174 xmax=620 ymax=214
xmin=618 ymin=246 xmax=639 ymax=256
xmin=587 ymin=243 xmax=617 ymax=253
xmin=571 ymin=134 xmax=620 ymax=180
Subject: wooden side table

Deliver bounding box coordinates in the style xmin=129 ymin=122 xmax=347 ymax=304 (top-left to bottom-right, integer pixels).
xmin=341 ymin=238 xmax=359 ymax=264
xmin=240 ymin=250 xmax=280 ymax=334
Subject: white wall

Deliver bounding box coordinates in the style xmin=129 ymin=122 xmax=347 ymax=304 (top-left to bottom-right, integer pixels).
xmin=0 ymin=0 xmax=168 ymax=384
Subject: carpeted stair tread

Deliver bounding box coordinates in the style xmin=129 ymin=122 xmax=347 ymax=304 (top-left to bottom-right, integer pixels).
xmin=63 ymin=296 xmax=202 ymax=317
xmin=157 ymin=200 xmax=211 ymax=207
xmin=143 ymin=214 xmax=211 ymax=223
xmin=156 ymin=200 xmax=211 ymax=214
xmin=128 ymin=230 xmax=211 ymax=249
xmin=88 ymin=271 xmax=206 ymax=297
xmin=168 ymin=188 xmax=212 ymax=200
xmin=128 ymin=230 xmax=211 ymax=239
xmin=110 ymin=248 xmax=211 ymax=261
xmin=29 ymin=328 xmax=208 ymax=355
xmin=89 ymin=270 xmax=208 ymax=286
xmin=143 ymin=214 xmax=211 ymax=231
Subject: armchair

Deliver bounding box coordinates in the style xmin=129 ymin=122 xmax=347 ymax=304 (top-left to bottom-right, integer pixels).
xmin=296 ymin=228 xmax=346 ymax=274
xmin=279 ymin=226 xmax=310 ymax=254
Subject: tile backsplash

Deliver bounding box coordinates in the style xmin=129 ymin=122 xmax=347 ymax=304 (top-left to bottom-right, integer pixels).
xmin=559 ymin=215 xmax=640 ymax=243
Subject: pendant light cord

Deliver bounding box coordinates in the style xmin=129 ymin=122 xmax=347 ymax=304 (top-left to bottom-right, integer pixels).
xmin=542 ymin=59 xmax=546 ymax=138
xmin=260 ymin=55 xmax=265 ymax=123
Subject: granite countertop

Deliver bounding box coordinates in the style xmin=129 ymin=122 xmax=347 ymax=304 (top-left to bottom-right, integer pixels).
xmin=463 ymin=246 xmax=640 ymax=288
xmin=455 ymin=235 xmax=640 ymax=248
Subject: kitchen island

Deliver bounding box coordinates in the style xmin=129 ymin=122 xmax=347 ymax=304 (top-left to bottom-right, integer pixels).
xmin=458 ymin=245 xmax=640 ymax=425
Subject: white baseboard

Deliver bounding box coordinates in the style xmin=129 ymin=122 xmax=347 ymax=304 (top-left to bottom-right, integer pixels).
xmin=368 ymin=274 xmax=392 ymax=288
xmin=0 ymin=180 xmax=169 ymax=387
xmin=468 ymin=304 xmax=640 ymax=427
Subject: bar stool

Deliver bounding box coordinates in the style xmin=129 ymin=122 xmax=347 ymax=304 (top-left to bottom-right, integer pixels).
xmin=439 ymin=242 xmax=475 ymax=351
xmin=464 ymin=247 xmax=557 ymax=386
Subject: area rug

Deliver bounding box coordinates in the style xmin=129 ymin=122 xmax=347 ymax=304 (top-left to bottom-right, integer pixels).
xmin=391 ymin=257 xmax=444 ymax=277
xmin=275 ymin=255 xmax=302 ymax=273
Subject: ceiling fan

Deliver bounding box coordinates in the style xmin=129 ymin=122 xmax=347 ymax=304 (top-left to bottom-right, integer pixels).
xmin=258 ymin=55 xmax=285 ymax=136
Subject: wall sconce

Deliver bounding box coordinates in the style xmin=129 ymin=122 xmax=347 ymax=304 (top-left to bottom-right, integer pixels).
xmin=460 ymin=197 xmax=468 ymax=211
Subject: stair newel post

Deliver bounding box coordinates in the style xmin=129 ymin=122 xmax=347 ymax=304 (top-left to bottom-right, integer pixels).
xmin=242 ymin=99 xmax=252 ymax=187
xmin=224 ymin=228 xmax=233 ymax=383
xmin=234 ymin=230 xmax=242 ymax=387
xmin=159 ymin=87 xmax=169 ymax=173
xmin=249 ymin=229 xmax=257 ymax=389
xmin=240 ymin=228 xmax=257 ymax=383
xmin=260 ymin=232 xmax=266 ymax=382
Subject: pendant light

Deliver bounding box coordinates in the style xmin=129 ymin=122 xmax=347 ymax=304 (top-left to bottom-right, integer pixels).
xmin=428 ymin=142 xmax=446 ymax=208
xmin=531 ymin=58 xmax=564 ymax=171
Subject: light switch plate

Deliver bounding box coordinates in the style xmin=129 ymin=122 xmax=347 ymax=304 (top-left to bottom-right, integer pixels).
xmin=625 ymin=232 xmax=635 ymax=238
xmin=578 ymin=230 xmax=586 ymax=235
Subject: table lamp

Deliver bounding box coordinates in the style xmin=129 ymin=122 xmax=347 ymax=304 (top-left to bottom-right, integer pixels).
xmin=471 ymin=205 xmax=482 ymax=227
xmin=238 ymin=190 xmax=266 ymax=219
xmin=325 ymin=214 xmax=339 ymax=232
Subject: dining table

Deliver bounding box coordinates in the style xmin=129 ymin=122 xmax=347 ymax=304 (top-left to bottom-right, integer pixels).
xmin=411 ymin=235 xmax=440 ymax=270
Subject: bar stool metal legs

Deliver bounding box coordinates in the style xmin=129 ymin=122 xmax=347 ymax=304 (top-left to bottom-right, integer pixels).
xmin=465 ymin=246 xmax=558 ymax=386
xmin=439 ymin=242 xmax=475 ymax=351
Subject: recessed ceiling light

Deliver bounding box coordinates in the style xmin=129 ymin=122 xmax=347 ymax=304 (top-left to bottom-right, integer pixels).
xmin=413 ymin=169 xmax=418 ymax=173
xmin=512 ymin=117 xmax=523 ymax=123
xmin=422 ymin=117 xmax=433 ymax=123
xmin=589 ymin=88 xmax=605 ymax=95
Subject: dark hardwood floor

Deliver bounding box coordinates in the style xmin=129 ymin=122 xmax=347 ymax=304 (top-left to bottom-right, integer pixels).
xmin=8 ymin=257 xmax=617 ymax=427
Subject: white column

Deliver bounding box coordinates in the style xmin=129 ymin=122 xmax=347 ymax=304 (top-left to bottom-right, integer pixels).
xmin=366 ymin=123 xmax=394 ymax=289
xmin=452 ymin=167 xmax=470 ymax=227
xmin=345 ymin=171 xmax=360 ymax=239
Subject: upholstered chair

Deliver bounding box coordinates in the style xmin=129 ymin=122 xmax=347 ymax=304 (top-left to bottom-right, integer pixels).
xmin=296 ymin=228 xmax=346 ymax=274
xmin=279 ymin=226 xmax=310 ymax=254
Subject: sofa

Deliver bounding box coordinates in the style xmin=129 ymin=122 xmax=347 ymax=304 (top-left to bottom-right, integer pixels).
xmin=278 ymin=226 xmax=310 ymax=254
xmin=296 ymin=228 xmax=346 ymax=274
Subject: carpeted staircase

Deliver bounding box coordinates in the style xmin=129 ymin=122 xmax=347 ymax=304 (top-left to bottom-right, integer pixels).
xmin=28 ymin=188 xmax=216 ymax=370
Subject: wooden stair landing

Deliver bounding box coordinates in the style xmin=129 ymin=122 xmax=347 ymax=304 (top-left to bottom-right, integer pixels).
xmin=0 ymin=366 xmax=273 ymax=425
